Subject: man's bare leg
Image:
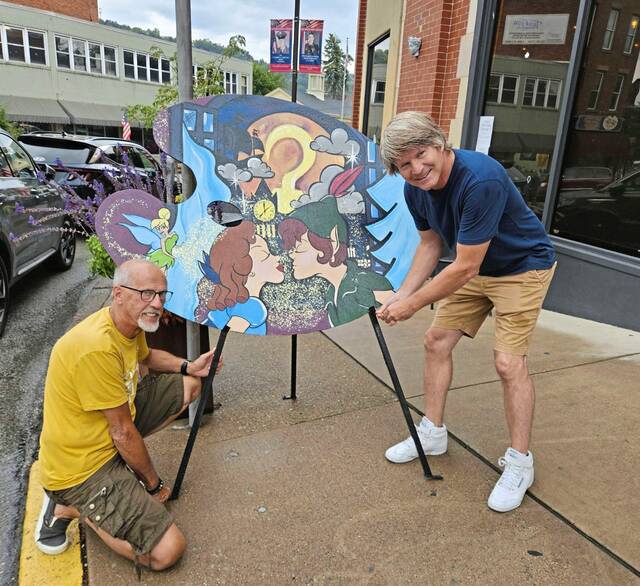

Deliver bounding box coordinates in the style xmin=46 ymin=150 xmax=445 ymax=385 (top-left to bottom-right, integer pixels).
xmin=494 ymin=351 xmax=534 ymax=453
xmin=423 ymin=327 xmax=464 ymax=425
xmin=52 ymin=503 xmax=184 ymax=570
xmin=145 ymin=375 xmax=202 ymax=436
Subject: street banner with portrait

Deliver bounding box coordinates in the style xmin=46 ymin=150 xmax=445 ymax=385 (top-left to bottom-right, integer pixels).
xmin=270 ymin=19 xmax=293 ymax=72
xmin=299 ymin=19 xmax=323 ymax=74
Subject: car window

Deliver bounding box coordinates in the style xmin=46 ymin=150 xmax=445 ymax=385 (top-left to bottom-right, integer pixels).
xmin=20 ymin=142 xmax=93 ymax=166
xmin=134 ymin=148 xmax=157 ymax=171
xmin=0 ymin=147 xmax=13 ymax=178
xmin=0 ymin=134 xmax=36 ymax=178
xmin=118 ymin=145 xmax=138 ymax=167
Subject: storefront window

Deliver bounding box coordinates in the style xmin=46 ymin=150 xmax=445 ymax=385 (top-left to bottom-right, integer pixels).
xmin=482 ymin=3 xmax=578 ymax=218
xmin=551 ymin=1 xmax=640 ymax=258
xmin=363 ymin=35 xmax=389 ymax=142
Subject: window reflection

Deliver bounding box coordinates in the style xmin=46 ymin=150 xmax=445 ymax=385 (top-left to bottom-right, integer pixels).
xmin=364 ymin=36 xmax=389 ymax=142
xmin=482 ymin=3 xmax=578 ymax=218
xmin=552 ymin=0 xmax=640 ymax=258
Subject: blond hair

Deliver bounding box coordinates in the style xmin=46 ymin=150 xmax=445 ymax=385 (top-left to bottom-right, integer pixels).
xmin=380 ymin=111 xmax=452 ymax=174
xmin=150 ymin=207 xmax=171 ymax=230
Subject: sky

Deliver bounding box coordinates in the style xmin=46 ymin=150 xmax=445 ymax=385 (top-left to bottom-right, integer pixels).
xmin=98 ymin=0 xmax=359 ymax=68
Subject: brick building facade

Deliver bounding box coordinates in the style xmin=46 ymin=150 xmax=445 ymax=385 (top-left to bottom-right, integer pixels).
xmin=3 ymin=0 xmax=98 ymax=21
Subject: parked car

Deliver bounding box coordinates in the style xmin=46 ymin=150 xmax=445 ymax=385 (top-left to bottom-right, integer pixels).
xmin=552 ymin=168 xmax=640 ymax=256
xmin=559 ymin=166 xmax=613 ymax=190
xmin=0 ymin=128 xmax=76 ymax=336
xmin=18 ymin=134 xmax=166 ymax=199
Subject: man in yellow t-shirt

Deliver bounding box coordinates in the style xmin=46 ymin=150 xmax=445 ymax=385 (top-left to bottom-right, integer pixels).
xmin=36 ymin=259 xmax=219 ymax=572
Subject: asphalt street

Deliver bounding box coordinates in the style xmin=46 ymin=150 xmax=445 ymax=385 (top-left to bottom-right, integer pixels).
xmin=0 ymin=240 xmax=92 ymax=585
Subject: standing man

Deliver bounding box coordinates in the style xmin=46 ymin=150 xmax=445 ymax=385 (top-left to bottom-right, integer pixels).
xmin=36 ymin=259 xmax=220 ymax=571
xmin=378 ymin=112 xmax=556 ymax=512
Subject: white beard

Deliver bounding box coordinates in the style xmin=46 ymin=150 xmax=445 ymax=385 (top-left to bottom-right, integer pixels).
xmin=137 ymin=317 xmax=160 ymax=333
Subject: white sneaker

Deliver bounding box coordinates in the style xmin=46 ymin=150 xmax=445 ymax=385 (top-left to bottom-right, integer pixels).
xmin=487 ymin=448 xmax=534 ymax=512
xmin=385 ymin=417 xmax=448 ymax=463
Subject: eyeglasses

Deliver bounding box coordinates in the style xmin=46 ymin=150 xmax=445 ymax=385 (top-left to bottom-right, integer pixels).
xmin=120 ymin=285 xmax=173 ymax=303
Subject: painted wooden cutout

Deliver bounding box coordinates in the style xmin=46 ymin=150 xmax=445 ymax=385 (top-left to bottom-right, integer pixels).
xmin=96 ymin=95 xmax=418 ymax=335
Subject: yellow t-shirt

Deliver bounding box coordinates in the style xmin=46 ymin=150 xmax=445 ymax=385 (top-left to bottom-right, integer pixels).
xmin=39 ymin=307 xmax=149 ymax=490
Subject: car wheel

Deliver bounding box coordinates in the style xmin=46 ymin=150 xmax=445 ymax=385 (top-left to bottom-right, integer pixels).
xmin=50 ymin=219 xmax=76 ymax=271
xmin=0 ymin=256 xmax=9 ymax=338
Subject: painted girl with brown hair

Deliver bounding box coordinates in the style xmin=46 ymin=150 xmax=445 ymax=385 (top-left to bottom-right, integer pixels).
xmin=195 ymin=220 xmax=285 ymax=334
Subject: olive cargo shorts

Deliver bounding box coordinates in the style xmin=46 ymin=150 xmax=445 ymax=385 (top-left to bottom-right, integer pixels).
xmin=433 ymin=263 xmax=556 ymax=355
xmin=48 ymin=373 xmax=184 ymax=555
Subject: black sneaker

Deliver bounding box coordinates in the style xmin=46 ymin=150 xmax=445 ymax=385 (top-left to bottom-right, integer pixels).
xmin=35 ymin=492 xmax=72 ymax=555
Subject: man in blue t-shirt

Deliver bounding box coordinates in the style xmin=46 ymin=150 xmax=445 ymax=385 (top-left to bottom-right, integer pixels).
xmin=378 ymin=111 xmax=556 ymax=513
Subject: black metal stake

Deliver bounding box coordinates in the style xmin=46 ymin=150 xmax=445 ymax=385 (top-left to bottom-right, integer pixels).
xmin=170 ymin=325 xmax=230 ymax=500
xmin=368 ymin=307 xmax=443 ymax=480
xmin=283 ymin=335 xmax=297 ymax=400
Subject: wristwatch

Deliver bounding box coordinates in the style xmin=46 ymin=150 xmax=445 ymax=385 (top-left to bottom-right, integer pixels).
xmin=180 ymin=360 xmax=190 ymax=376
xmin=146 ymin=477 xmax=165 ymax=495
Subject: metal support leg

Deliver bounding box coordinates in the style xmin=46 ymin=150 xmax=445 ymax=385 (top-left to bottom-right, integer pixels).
xmin=283 ymin=335 xmax=297 ymax=400
xmin=368 ymin=308 xmax=442 ymax=480
xmin=170 ymin=326 xmax=230 ymax=500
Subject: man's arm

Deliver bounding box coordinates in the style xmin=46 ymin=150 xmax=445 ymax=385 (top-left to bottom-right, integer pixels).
xmin=377 ymin=229 xmax=443 ymax=313
xmin=102 ymin=402 xmax=165 ymax=497
xmin=378 ymin=240 xmax=490 ymax=324
xmin=140 ymin=347 xmax=218 ymax=377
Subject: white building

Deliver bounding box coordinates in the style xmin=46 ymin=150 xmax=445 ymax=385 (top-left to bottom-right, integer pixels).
xmin=0 ymin=1 xmax=253 ymax=145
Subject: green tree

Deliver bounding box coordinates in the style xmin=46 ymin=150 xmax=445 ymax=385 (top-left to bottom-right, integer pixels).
xmin=252 ymin=61 xmax=284 ymax=95
xmin=0 ymin=107 xmax=20 ymax=138
xmin=322 ymin=34 xmax=352 ymax=100
xmin=126 ymin=35 xmax=247 ymax=129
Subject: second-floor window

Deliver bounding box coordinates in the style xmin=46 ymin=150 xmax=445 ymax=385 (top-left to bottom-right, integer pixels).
xmin=624 ymin=15 xmax=639 ymax=54
xmin=0 ymin=25 xmax=47 ymax=65
xmin=523 ymin=77 xmax=561 ymax=109
xmin=225 ymin=71 xmax=238 ymax=94
xmin=372 ymin=80 xmax=386 ymax=104
xmin=587 ymin=71 xmax=605 ymax=109
xmin=487 ymin=74 xmax=519 ymax=105
xmin=602 ymin=9 xmax=619 ymax=50
xmin=55 ymin=35 xmax=117 ymax=76
xmin=609 ymin=74 xmax=625 ymax=111
xmin=123 ymin=50 xmax=171 ymax=84
xmin=240 ymin=74 xmax=249 ymax=95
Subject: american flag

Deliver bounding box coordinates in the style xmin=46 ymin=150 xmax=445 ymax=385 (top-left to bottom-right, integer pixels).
xmin=121 ymin=112 xmax=131 ymax=141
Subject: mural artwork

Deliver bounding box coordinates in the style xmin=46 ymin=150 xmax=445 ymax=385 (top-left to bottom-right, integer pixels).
xmin=96 ymin=95 xmax=419 ymax=336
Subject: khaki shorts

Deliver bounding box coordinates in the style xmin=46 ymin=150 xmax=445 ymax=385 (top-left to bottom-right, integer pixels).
xmin=49 ymin=373 xmax=185 ymax=555
xmin=433 ymin=263 xmax=556 ymax=355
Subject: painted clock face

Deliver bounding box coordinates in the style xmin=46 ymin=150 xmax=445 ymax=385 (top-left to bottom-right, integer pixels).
xmin=96 ymin=95 xmax=418 ymax=336
xmin=253 ymin=199 xmax=276 ymax=222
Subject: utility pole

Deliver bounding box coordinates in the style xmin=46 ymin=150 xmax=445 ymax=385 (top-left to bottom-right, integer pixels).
xmin=175 ymin=0 xmax=200 ymax=426
xmin=340 ymin=37 xmax=349 ymax=121
xmin=291 ymin=0 xmax=301 ymax=103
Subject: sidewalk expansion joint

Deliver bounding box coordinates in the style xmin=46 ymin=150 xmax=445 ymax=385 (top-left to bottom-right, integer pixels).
xmin=320 ymin=331 xmax=640 ymax=579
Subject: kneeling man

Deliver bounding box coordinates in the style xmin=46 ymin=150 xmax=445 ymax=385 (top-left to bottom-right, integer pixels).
xmin=36 ymin=259 xmax=219 ymax=571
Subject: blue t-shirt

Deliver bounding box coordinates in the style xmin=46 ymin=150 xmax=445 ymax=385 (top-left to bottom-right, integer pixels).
xmin=206 ymin=296 xmax=268 ymax=336
xmin=404 ymin=149 xmax=555 ymax=277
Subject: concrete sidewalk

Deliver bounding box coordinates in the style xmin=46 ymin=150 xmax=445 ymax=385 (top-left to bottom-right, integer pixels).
xmin=80 ymin=301 xmax=639 ymax=584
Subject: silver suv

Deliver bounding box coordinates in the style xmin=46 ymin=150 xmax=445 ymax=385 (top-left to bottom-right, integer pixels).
xmin=0 ymin=129 xmax=76 ymax=336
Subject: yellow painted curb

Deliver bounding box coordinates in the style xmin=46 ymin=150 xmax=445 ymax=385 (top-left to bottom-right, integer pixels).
xmin=19 ymin=460 xmax=83 ymax=586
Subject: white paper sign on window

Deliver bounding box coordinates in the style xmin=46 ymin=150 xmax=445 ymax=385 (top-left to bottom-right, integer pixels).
xmin=475 ymin=116 xmax=494 ymax=155
xmin=503 ymin=14 xmax=570 ymax=45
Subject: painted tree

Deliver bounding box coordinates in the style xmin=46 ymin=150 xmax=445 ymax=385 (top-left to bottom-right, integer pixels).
xmin=322 ymin=33 xmax=352 ymax=100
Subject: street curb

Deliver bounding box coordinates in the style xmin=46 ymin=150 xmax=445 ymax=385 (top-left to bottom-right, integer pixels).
xmin=18 ymin=277 xmax=112 ymax=586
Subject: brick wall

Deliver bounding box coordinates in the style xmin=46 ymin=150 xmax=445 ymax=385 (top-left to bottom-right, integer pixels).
xmin=3 ymin=0 xmax=99 ymax=21
xmin=396 ymin=0 xmax=470 ymax=135
xmin=351 ymin=0 xmax=368 ymax=129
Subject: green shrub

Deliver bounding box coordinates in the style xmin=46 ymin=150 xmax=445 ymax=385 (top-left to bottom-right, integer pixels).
xmin=87 ymin=235 xmax=116 ymax=278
